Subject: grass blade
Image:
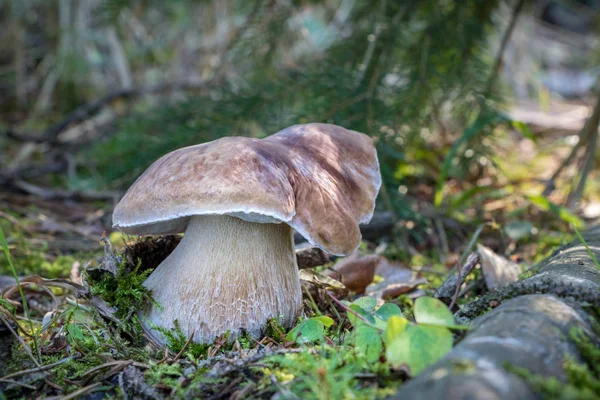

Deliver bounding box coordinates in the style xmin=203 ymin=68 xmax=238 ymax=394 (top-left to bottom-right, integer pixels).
xmin=0 ymin=225 xmax=41 ymax=362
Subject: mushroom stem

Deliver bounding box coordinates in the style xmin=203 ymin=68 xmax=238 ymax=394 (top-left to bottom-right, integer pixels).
xmin=142 ymin=215 xmax=302 ymax=344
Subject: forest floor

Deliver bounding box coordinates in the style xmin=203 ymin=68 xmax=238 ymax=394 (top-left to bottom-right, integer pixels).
xmin=1 ymin=99 xmax=600 ymax=399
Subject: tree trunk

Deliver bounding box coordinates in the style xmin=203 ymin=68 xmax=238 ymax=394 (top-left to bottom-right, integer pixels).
xmin=390 ymin=226 xmax=600 ymax=399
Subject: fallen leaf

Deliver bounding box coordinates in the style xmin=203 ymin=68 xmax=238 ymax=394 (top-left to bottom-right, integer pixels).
xmin=477 ymin=244 xmax=521 ymax=290
xmin=366 ymin=257 xmax=423 ymax=299
xmin=368 ymin=279 xmax=427 ymax=299
xmin=327 ymin=253 xmax=379 ymax=293
xmin=299 ymin=269 xmax=345 ymax=290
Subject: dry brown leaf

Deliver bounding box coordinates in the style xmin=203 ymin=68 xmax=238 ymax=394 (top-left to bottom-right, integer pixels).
xmin=477 ymin=244 xmax=521 ymax=290
xmin=327 ymin=253 xmax=379 ymax=294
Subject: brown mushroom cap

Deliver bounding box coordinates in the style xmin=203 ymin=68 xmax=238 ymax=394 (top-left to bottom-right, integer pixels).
xmin=112 ymin=123 xmax=381 ymax=255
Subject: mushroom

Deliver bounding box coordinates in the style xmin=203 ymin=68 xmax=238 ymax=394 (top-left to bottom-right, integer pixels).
xmin=112 ymin=123 xmax=381 ymax=344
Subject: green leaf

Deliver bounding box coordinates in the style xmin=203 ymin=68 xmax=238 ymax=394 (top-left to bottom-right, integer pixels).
xmin=312 ymin=315 xmax=334 ymax=328
xmin=504 ymin=221 xmax=534 ymax=241
xmin=352 ymin=296 xmax=378 ymax=312
xmin=414 ymin=297 xmax=455 ymax=327
xmin=384 ymin=316 xmax=409 ymax=346
xmin=286 ymin=319 xmax=325 ymax=343
xmin=68 ymin=323 xmax=85 ymax=342
xmin=354 ymin=325 xmax=383 ymax=363
xmin=527 ymin=195 xmax=584 ymax=228
xmin=511 ymin=120 xmax=536 ymax=142
xmin=375 ymin=303 xmax=403 ymax=321
xmin=386 ymin=325 xmax=454 ymax=375
xmin=347 ymin=304 xmax=376 ymax=327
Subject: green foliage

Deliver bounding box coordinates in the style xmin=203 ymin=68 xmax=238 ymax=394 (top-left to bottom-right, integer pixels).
xmin=86 ymin=259 xmax=154 ymax=339
xmin=264 ymin=347 xmax=384 ymax=400
xmin=435 ymin=110 xmax=507 ymax=206
xmin=0 ymin=219 xmax=74 ymax=278
xmin=347 ymin=325 xmax=382 ymax=364
xmin=572 ymin=225 xmax=600 ymax=271
xmin=145 ymin=362 xmax=184 ymax=390
xmin=504 ymin=221 xmax=535 ymax=242
xmin=342 ymin=296 xmax=463 ymax=376
xmin=265 ymin=318 xmax=287 ymax=343
xmin=386 ymin=324 xmax=453 ymax=375
xmin=527 ymin=195 xmax=585 ymax=228
xmin=286 ymin=316 xmax=334 ymax=344
xmin=154 ymin=321 xmax=210 ymax=358
xmin=78 ymin=0 xmax=505 ymax=234
xmin=385 ymin=297 xmax=465 ymax=375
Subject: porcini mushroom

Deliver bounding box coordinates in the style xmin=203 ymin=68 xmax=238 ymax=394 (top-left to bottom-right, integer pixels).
xmin=112 ymin=123 xmax=381 ymax=344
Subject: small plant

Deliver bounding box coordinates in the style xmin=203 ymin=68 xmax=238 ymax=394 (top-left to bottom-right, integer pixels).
xmin=154 ymin=321 xmax=210 ymax=358
xmin=85 ymin=258 xmax=155 ymax=340
xmin=572 ymin=224 xmax=600 ymax=271
xmin=346 ymin=295 xmax=467 ymax=375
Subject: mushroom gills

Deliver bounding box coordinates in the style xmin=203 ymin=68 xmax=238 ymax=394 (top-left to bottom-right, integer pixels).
xmin=142 ymin=214 xmax=302 ymax=344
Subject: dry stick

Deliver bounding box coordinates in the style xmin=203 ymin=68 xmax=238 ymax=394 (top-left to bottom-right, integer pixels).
xmin=484 ymin=0 xmax=525 ymax=93
xmin=4 ymin=281 xmax=59 ymax=312
xmin=324 ymin=290 xmax=382 ymax=331
xmin=0 ymin=305 xmax=35 ymax=338
xmin=568 ymin=123 xmax=598 ymax=208
xmin=567 ymin=95 xmax=600 ymax=207
xmin=79 ymin=360 xmax=133 ymax=379
xmin=55 ymin=382 xmax=103 ymax=400
xmin=545 ymin=94 xmax=600 ymax=197
xmin=449 ymin=252 xmax=480 ymax=311
xmin=1 ymin=378 xmax=37 ymax=390
xmin=0 ymin=356 xmax=75 ymax=381
xmin=172 ymin=332 xmax=195 ymax=363
xmin=0 ymin=312 xmax=41 ymax=368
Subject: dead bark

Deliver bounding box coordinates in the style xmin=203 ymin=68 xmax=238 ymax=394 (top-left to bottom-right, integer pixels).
xmin=390 ymin=226 xmax=600 ymax=400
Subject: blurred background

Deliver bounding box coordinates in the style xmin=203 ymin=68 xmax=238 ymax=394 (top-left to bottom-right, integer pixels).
xmin=1 ymin=0 xmax=600 ymax=278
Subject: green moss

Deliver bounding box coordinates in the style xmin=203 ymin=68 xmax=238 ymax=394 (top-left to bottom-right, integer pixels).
xmin=154 ymin=321 xmax=210 ymax=358
xmin=265 ymin=318 xmax=287 ymax=343
xmin=85 ymin=258 xmax=155 ymax=340
xmin=0 ymin=217 xmax=82 ymax=279
xmin=263 ymin=346 xmax=396 ymax=400
xmin=0 ymin=298 xmax=16 ymax=314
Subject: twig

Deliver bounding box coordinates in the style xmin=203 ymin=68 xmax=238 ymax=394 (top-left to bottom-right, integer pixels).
xmin=449 ymin=260 xmax=463 ymax=311
xmin=3 ymin=281 xmax=59 ymax=312
xmin=0 ymin=356 xmax=75 ymax=381
xmin=435 ymin=252 xmax=480 ymax=309
xmin=172 ymin=332 xmax=195 ymax=363
xmin=0 ymin=378 xmax=37 ymax=390
xmin=324 ymin=290 xmax=381 ymax=331
xmin=485 ymin=0 xmax=525 ymax=93
xmin=54 ymin=382 xmax=103 ymax=400
xmin=0 ymin=305 xmax=35 ymax=338
xmin=0 ymin=308 xmax=41 ymax=369
xmin=449 ymin=253 xmax=479 ymax=310
xmin=79 ymin=360 xmax=132 ymax=379
xmin=544 ymin=94 xmax=600 ymax=197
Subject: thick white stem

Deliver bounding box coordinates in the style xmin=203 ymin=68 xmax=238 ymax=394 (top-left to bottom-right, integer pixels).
xmin=142 ymin=215 xmax=302 ymax=344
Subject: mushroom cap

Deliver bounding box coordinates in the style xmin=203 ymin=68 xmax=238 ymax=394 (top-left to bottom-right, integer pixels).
xmin=112 ymin=123 xmax=381 ymax=255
